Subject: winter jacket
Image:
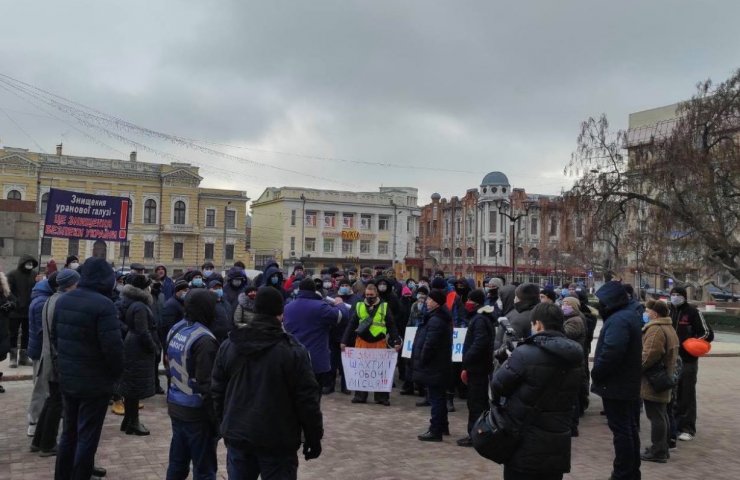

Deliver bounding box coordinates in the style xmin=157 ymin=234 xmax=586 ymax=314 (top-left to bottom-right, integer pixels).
xmin=499 ymin=285 xmax=516 ymax=316
xmin=211 ymin=314 xmax=323 ymax=453
xmin=576 ymin=290 xmax=597 ymax=354
xmin=494 ymin=298 xmax=538 ymax=351
xmin=591 ymin=281 xmax=643 ymax=400
xmin=283 ymin=291 xmax=348 ymax=374
xmin=256 ymin=261 xmax=282 ymax=289
xmin=0 ymin=272 xmax=17 ymax=361
xmin=563 ymin=312 xmax=587 ymax=350
xmin=155 ymin=265 xmax=176 ymax=300
xmin=492 ymin=330 xmax=583 ymax=475
xmin=27 ymin=279 xmax=54 ymax=360
xmin=223 ymin=267 xmax=248 ymax=309
xmin=640 ymin=317 xmax=680 ymax=403
xmin=119 ymin=284 xmax=159 ymax=400
xmin=411 ymin=305 xmax=453 ymax=387
xmin=341 ymin=299 xmax=401 ymax=347
xmin=670 ymin=301 xmax=709 ymax=364
xmin=40 ymin=292 xmax=63 ymax=384
xmin=233 ymin=292 xmax=256 ymax=328
xmin=53 ymin=257 xmax=124 ymax=398
xmin=159 ymin=294 xmax=185 ymax=345
xmin=6 ymin=254 xmax=38 ymax=320
xmin=462 ymin=305 xmax=496 ymax=375
xmin=212 ymin=298 xmax=234 ymax=344
xmin=407 ymin=301 xmax=425 ymax=327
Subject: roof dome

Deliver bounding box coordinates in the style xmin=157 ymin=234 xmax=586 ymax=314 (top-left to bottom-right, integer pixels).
xmin=431 ymin=192 xmax=441 ymax=200
xmin=481 ymin=171 xmax=509 ymax=186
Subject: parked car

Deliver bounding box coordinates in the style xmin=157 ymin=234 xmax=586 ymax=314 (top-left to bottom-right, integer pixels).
xmin=707 ymin=286 xmax=740 ymax=302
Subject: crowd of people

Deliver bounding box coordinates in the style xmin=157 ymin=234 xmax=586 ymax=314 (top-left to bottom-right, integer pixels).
xmin=0 ymin=253 xmax=713 ymax=480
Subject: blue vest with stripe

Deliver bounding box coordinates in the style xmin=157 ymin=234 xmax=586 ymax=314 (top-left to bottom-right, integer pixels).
xmin=167 ymin=319 xmax=216 ymax=409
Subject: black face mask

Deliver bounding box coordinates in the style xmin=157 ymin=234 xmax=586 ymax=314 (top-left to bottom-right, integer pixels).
xmin=596 ymin=301 xmax=609 ymax=320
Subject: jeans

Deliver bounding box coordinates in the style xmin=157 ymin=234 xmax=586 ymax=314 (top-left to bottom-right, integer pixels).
xmin=466 ymin=372 xmax=489 ymax=435
xmin=32 ymin=381 xmax=63 ymax=452
xmin=603 ymin=398 xmax=641 ymax=480
xmin=166 ymin=417 xmax=218 ymax=480
xmin=643 ymin=400 xmax=669 ymax=457
xmin=427 ymin=385 xmax=448 ymax=435
xmin=503 ymin=466 xmax=564 ymax=480
xmin=675 ymin=361 xmax=698 ymax=435
xmin=55 ymin=394 xmax=109 ymax=480
xmin=226 ymin=445 xmax=298 ymax=480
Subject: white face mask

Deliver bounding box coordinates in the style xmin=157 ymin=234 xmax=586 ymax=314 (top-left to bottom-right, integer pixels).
xmin=378 ymin=285 xmax=387 ymax=292
xmin=24 ymin=262 xmax=34 ymax=270
xmin=69 ymin=262 xmax=80 ymax=269
xmin=323 ymin=281 xmax=332 ymax=289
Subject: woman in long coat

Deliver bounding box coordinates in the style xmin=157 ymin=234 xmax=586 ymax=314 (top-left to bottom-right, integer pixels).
xmin=119 ymin=274 xmax=160 ymax=435
xmin=0 ymin=272 xmax=17 ymax=393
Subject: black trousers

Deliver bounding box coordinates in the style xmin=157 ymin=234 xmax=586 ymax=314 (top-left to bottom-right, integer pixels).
xmin=327 ymin=342 xmax=346 ymax=391
xmin=9 ymin=314 xmax=29 ymax=349
xmin=466 ymin=372 xmax=489 ymax=434
xmin=675 ymin=361 xmax=698 ymax=435
xmin=33 ymin=380 xmax=63 ymax=452
xmin=55 ymin=394 xmax=108 ymax=480
xmin=503 ymin=466 xmax=563 ymax=480
xmin=603 ymin=398 xmax=641 ymax=480
xmin=122 ymin=396 xmax=140 ymax=429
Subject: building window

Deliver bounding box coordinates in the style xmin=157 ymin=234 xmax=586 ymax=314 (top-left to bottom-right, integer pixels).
xmin=40 ymin=238 xmax=52 ymax=256
xmin=305 ymin=210 xmax=317 ymax=227
xmin=456 ymin=218 xmax=461 ymax=236
xmin=144 ymin=199 xmax=157 ymax=224
xmin=119 ymin=242 xmax=130 ymax=258
xmin=360 ymin=240 xmax=371 ymax=254
xmin=68 ymin=238 xmax=79 ymax=257
xmin=378 ymin=215 xmax=390 ymax=231
xmin=488 ymin=210 xmax=497 ymax=233
xmin=6 ymin=190 xmax=21 ymax=200
xmin=290 ymin=209 xmax=296 ymax=227
xmin=342 ymin=239 xmax=353 ymax=254
xmin=407 ymin=217 xmax=412 ymax=233
xmin=360 ymin=214 xmax=372 ymax=230
xmin=205 ymin=208 xmax=216 ymax=228
xmin=432 ymin=220 xmax=437 ymax=234
xmin=419 ymin=223 xmax=424 ymax=236
xmin=342 ymin=213 xmax=354 ymax=229
xmin=324 ymin=212 xmax=336 ymax=228
xmin=225 ymin=244 xmax=234 ymax=260
xmin=174 ymin=201 xmax=186 ymax=225
xmin=467 ymin=216 xmax=473 ymax=235
xmin=455 ymin=248 xmax=462 ymax=258
xmin=531 ymin=217 xmax=538 ymax=235
xmin=144 ymin=241 xmax=155 ymax=259
xmin=576 ymin=218 xmax=583 ymax=238
xmin=225 ymin=210 xmax=236 ymax=229
xmin=204 ymin=243 xmax=214 ymax=260
xmin=443 ymin=248 xmax=451 ymax=258
xmin=500 ymin=214 xmax=505 ymax=233
xmin=378 ymin=241 xmax=389 ymax=255
xmin=467 ymin=247 xmax=474 ymax=257
xmin=445 ymin=219 xmax=450 ymax=236
xmin=174 ymin=242 xmax=184 ymax=260
xmin=488 ymin=241 xmax=497 ymax=257
xmin=40 ymin=192 xmax=49 ymax=215
xmin=550 ymin=217 xmax=558 ymax=236
xmin=305 ymin=237 xmax=316 ymax=252
xmin=290 ymin=237 xmax=296 ymax=252
xmin=323 ymin=238 xmax=335 ymax=253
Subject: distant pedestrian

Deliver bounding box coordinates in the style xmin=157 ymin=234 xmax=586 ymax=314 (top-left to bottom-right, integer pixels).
xmin=212 ymin=287 xmax=323 ymax=479
xmin=7 ymin=254 xmax=38 ymax=368
xmin=0 ymin=272 xmax=17 ymax=393
xmin=26 ymin=275 xmax=56 ymax=437
xmin=155 ymin=264 xmax=176 ymax=300
xmin=233 ymin=286 xmax=257 ymax=328
xmin=208 ymin=278 xmax=234 ymax=343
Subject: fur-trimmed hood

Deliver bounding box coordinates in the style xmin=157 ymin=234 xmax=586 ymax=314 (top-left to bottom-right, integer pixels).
xmin=122 ymin=283 xmax=153 ymax=305
xmin=0 ymin=271 xmax=9 ymax=297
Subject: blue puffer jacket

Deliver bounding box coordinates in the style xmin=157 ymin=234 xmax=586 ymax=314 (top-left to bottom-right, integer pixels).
xmin=590 ymin=281 xmax=643 ymax=400
xmin=27 ymin=279 xmax=54 ymax=360
xmin=53 ymin=257 xmax=124 ymax=398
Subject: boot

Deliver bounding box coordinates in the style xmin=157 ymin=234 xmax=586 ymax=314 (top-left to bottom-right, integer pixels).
xmin=125 ymin=420 xmax=150 ymax=436
xmin=18 ymin=349 xmax=32 ymax=366
xmin=9 ymin=348 xmax=18 ymax=368
xmin=111 ymin=400 xmax=125 ymax=416
xmin=446 ymin=394 xmax=455 ymax=413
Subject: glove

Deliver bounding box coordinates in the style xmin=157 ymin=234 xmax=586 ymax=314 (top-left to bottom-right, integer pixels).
xmin=460 ymin=369 xmax=468 ymax=385
xmin=303 ymin=441 xmax=322 ymax=461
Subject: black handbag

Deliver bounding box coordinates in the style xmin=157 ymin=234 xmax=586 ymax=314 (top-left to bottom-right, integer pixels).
xmin=645 ymin=356 xmax=682 ymax=393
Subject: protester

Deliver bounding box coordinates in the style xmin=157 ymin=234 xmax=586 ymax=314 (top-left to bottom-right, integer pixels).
xmin=492 ymin=303 xmax=584 ymax=480
xmin=458 ymin=289 xmax=495 ymax=447
xmin=284 ymin=278 xmax=349 ymax=393
xmin=222 ymin=267 xmax=248 ymax=312
xmin=211 ymin=287 xmax=323 ymax=479
xmin=159 ymin=281 xmax=189 ymax=356
xmin=155 ymin=264 xmax=176 ymax=300
xmin=233 ymin=286 xmax=257 ymax=328
xmin=148 ymin=273 xmax=167 ymax=394
xmin=283 ymin=264 xmax=305 ymax=292
xmin=0 ymin=272 xmax=16 ymax=393
xmin=561 ymin=295 xmax=588 ymax=437
xmin=413 ymin=288 xmax=453 ymax=441
xmin=352 ymin=267 xmax=373 ymax=295
xmin=7 ymin=254 xmax=38 ymax=368
xmin=26 ymin=275 xmax=56 ymax=438
xmin=53 ymin=257 xmax=123 ymax=480
xmin=328 ymin=278 xmax=356 ymax=394
xmin=669 ymin=286 xmax=710 ymax=442
xmin=165 ymin=289 xmax=220 ymax=480
xmin=63 ymin=255 xmax=79 ymax=270
xmin=119 ymin=273 xmax=160 ymax=436
xmin=201 ymin=261 xmax=223 ymax=285
xmin=187 ymin=271 xmax=206 ymax=289
xmin=208 ymin=278 xmax=234 ymax=343
xmin=341 ymin=280 xmax=402 ymax=405
xmin=640 ymin=299 xmax=679 ymax=463
xmin=591 ymin=281 xmax=643 ymax=480
xmin=129 ymin=263 xmax=146 ymax=275
xmin=403 ymin=285 xmax=429 ymax=400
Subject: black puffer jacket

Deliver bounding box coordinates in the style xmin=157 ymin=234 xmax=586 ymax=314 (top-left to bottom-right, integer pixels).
xmin=211 ymin=314 xmax=323 ymax=453
xmin=6 ymin=254 xmax=38 ymax=320
xmin=159 ymin=294 xmax=185 ymax=345
xmin=492 ymin=331 xmax=583 ymax=475
xmin=0 ymin=272 xmax=17 ymax=360
xmin=119 ymin=285 xmax=159 ymax=400
xmin=53 ymin=257 xmax=124 ymax=398
xmin=212 ymin=298 xmax=234 ymax=343
xmin=462 ymin=305 xmax=496 ymax=375
xmin=411 ymin=305 xmax=453 ymax=387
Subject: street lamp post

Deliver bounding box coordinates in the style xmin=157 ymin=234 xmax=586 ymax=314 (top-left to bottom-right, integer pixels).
xmin=496 ymin=199 xmax=531 ymax=284
xmin=300 ymin=194 xmax=306 ymax=259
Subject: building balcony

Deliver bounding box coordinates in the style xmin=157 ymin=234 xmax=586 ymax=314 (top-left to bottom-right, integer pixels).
xmin=162 ymin=224 xmax=197 ymax=235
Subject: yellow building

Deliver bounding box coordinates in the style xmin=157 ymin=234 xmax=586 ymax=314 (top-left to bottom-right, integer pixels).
xmin=0 ymin=145 xmax=249 ymax=277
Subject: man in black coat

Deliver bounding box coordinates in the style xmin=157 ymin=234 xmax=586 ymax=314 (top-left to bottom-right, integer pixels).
xmin=458 ymin=289 xmax=495 ymax=447
xmin=52 ymin=257 xmax=124 ymax=480
xmin=591 ymin=281 xmax=643 ymax=480
xmin=211 ymin=287 xmax=323 ymax=479
xmin=492 ymin=303 xmax=583 ymax=480
xmin=413 ymin=288 xmax=453 ymax=442
xmin=7 ymin=253 xmax=38 ymax=367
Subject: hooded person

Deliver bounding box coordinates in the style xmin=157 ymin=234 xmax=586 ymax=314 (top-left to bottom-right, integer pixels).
xmin=7 ymin=253 xmax=39 ymax=367
xmin=165 ymin=289 xmax=221 ymax=479
xmin=261 ymin=261 xmax=285 ymax=293
xmin=154 ymin=264 xmax=176 ymax=300
xmin=211 ymin=287 xmax=323 ymax=479
xmin=0 ymin=272 xmax=18 ymax=393
xmin=64 ymin=255 xmax=80 ymax=270
xmin=252 ymin=258 xmax=280 ymax=288
xmin=208 ymin=278 xmax=234 ymax=343
xmin=222 ymin=267 xmax=248 ymax=311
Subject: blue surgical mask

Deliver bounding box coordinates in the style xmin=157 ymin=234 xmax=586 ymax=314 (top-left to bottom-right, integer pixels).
xmin=642 ymin=312 xmax=650 ymax=324
xmin=191 ymin=278 xmax=204 ymax=287
xmin=338 ymin=286 xmax=351 ymax=296
xmin=203 ymin=269 xmax=213 ymax=277
xmin=270 ymin=276 xmax=280 ymax=286
xmin=408 ymin=282 xmax=416 ymax=290
xmin=214 ymin=288 xmax=224 ymax=298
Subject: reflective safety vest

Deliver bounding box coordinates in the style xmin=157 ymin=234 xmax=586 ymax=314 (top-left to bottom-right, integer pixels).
xmin=356 ymin=301 xmax=388 ymax=337
xmin=166 ymin=319 xmax=216 ymax=409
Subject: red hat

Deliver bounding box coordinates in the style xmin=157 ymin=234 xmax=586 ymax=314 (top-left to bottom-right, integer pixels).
xmin=682 ymin=338 xmax=711 ymax=357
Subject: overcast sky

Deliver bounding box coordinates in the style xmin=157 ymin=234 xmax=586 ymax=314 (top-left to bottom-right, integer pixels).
xmin=1 ymin=1 xmax=739 ymax=206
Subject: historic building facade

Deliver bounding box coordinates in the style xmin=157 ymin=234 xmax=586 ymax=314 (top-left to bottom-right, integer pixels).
xmin=0 ymin=145 xmax=249 ymax=277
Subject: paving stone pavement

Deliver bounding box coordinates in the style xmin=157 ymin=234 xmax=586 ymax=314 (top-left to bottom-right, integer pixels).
xmin=1 ymin=356 xmax=739 ymax=479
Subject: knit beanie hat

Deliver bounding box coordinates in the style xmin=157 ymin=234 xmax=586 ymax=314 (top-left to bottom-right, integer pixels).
xmin=56 ymin=268 xmax=80 ymax=290
xmin=174 ymin=280 xmax=189 ymax=293
xmin=254 ymin=286 xmax=285 ymax=316
xmin=185 ymin=289 xmax=217 ymax=327
xmin=488 ymin=277 xmax=504 ymax=289
xmin=299 ymin=277 xmax=317 ymax=291
xmin=125 ymin=273 xmax=151 ymax=290
xmin=562 ymin=296 xmax=581 ymax=309
xmin=468 ymin=289 xmax=486 ymax=305
xmin=431 ymin=277 xmax=447 ymax=290
xmin=428 ymin=288 xmax=447 ymax=307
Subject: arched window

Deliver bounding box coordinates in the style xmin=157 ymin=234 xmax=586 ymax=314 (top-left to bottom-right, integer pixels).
xmin=40 ymin=192 xmax=49 ymax=215
xmin=173 ymin=201 xmax=186 ymax=225
xmin=466 ymin=247 xmax=475 ymax=257
xmin=6 ymin=190 xmax=21 ymax=200
xmin=443 ymin=248 xmax=451 ymax=258
xmin=144 ymin=199 xmax=157 ymax=224
xmin=454 ymin=248 xmax=462 ymax=258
